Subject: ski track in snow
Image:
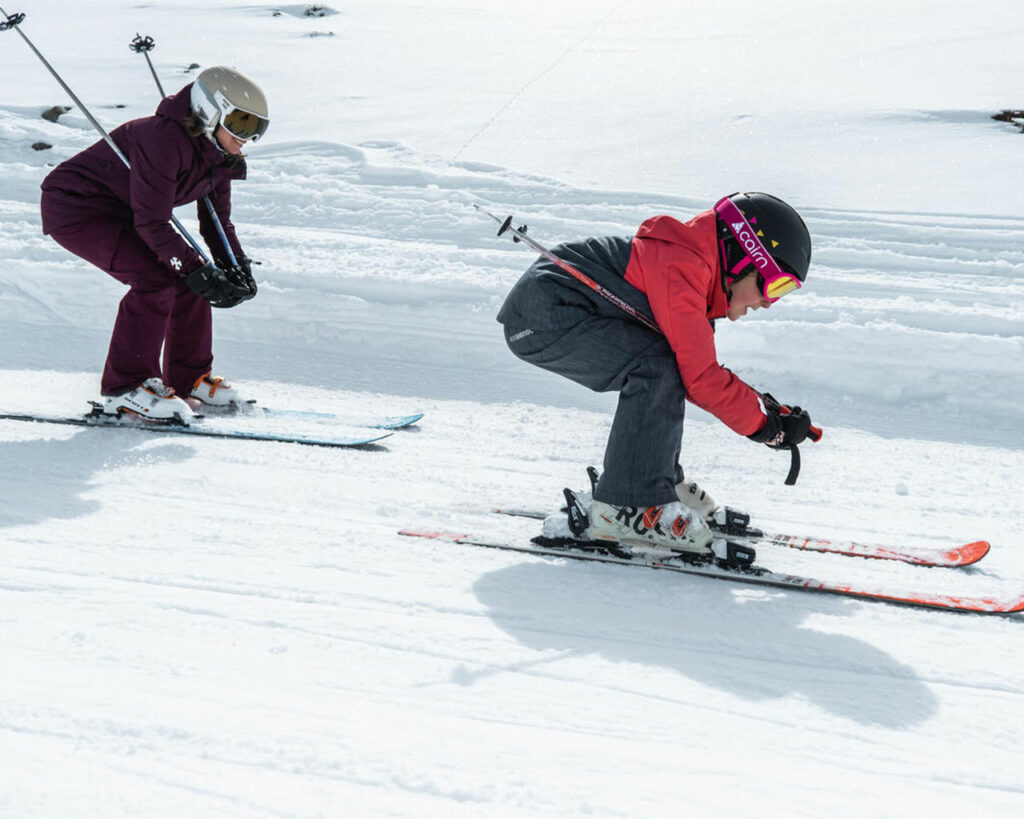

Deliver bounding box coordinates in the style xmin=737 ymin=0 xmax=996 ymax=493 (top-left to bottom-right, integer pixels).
xmin=3 ymin=9 xmax=1024 ymax=814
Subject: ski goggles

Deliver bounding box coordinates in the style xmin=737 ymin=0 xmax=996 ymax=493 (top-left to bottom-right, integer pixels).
xmin=221 ymin=106 xmax=269 ymax=142
xmin=714 ymin=195 xmax=801 ymax=302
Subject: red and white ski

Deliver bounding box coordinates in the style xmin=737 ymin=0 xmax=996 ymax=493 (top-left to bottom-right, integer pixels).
xmin=399 ymin=529 xmax=1022 ymax=615
xmin=492 ymin=508 xmax=989 ymax=568
xmin=753 ymin=532 xmax=989 ymax=567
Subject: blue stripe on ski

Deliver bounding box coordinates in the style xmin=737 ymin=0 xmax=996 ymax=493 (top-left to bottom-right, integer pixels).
xmin=256 ymin=408 xmax=424 ymax=429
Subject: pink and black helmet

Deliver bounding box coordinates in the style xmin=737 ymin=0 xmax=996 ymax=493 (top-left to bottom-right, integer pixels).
xmin=715 ymin=192 xmax=812 ymax=301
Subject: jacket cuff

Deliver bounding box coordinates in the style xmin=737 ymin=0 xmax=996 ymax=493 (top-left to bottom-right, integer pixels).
xmin=747 ymin=413 xmax=781 ymax=444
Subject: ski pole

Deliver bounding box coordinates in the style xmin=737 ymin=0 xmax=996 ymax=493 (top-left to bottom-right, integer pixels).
xmin=0 ymin=8 xmax=209 ymax=263
xmin=200 ymin=197 xmax=240 ymax=268
xmin=475 ymin=204 xmax=661 ymax=334
xmin=128 ymin=34 xmax=165 ymax=97
xmin=478 ymin=203 xmax=822 ymax=484
xmin=129 ymin=33 xmax=238 ymax=269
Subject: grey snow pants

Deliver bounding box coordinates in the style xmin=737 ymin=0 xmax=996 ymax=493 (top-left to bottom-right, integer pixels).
xmin=499 ymin=269 xmax=686 ymax=506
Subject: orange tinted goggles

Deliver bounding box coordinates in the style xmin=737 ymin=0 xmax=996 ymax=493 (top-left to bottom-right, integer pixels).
xmin=222 ymin=107 xmax=269 ymax=142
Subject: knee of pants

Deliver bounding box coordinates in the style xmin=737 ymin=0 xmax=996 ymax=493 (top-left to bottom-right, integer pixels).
xmin=620 ymin=353 xmax=687 ymax=404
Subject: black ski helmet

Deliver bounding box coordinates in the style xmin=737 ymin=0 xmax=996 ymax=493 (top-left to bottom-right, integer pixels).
xmin=715 ymin=192 xmax=812 ymax=287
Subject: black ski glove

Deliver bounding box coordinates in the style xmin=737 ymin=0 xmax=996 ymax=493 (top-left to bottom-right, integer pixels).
xmin=215 ymin=254 xmax=258 ymax=301
xmin=747 ymin=394 xmax=816 ymax=449
xmin=182 ymin=261 xmax=252 ymax=309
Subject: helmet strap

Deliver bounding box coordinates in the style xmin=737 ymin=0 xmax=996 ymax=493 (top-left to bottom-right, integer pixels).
xmin=718 ymin=235 xmax=755 ymax=299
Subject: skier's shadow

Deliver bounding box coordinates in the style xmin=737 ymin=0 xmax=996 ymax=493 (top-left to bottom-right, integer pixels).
xmin=0 ymin=427 xmax=193 ymax=529
xmin=470 ymin=559 xmax=938 ymax=728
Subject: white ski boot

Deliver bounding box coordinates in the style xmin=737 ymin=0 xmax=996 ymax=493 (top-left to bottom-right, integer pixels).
xmin=102 ymin=377 xmax=194 ymax=425
xmin=676 ymin=480 xmax=718 ymax=520
xmin=189 ymin=372 xmax=244 ymax=409
xmin=589 ymin=499 xmax=715 ymax=556
xmin=542 ymin=487 xmax=756 ymax=567
xmin=677 ymin=479 xmax=757 ymax=536
xmin=569 ymin=471 xmax=723 ymax=526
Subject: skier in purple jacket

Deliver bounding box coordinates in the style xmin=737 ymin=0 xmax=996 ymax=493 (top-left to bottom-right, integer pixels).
xmin=40 ymin=67 xmax=269 ymax=424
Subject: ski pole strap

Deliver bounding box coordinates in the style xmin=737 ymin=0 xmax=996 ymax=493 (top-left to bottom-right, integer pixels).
xmin=784 ymin=444 xmax=801 ymax=486
xmin=758 ymin=391 xmax=821 ymax=485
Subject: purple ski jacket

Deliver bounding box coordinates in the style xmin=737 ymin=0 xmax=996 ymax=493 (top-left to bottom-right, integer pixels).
xmin=40 ymin=83 xmax=246 ymax=276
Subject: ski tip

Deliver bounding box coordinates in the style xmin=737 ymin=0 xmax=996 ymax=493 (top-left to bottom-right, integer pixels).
xmin=375 ymin=412 xmax=425 ymax=429
xmin=949 ymin=540 xmax=991 ymax=566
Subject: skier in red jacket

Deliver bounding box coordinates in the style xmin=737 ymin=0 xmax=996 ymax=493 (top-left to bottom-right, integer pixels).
xmin=40 ymin=67 xmax=269 ymax=424
xmin=497 ymin=192 xmax=816 ymax=558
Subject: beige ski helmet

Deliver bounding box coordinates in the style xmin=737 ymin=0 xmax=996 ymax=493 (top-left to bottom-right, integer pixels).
xmin=190 ymin=66 xmax=269 ymax=142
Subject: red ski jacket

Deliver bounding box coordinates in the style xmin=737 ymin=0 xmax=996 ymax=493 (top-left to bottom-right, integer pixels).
xmin=624 ymin=210 xmax=765 ymax=436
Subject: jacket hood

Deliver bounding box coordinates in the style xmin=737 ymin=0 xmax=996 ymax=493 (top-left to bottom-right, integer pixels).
xmin=155 ymin=82 xmax=246 ymax=174
xmin=637 ymin=210 xmax=722 ymax=287
xmin=634 ymin=209 xmax=718 ymax=254
xmin=155 ymin=83 xmax=195 ymax=121
xmin=631 ymin=208 xmax=729 ymax=317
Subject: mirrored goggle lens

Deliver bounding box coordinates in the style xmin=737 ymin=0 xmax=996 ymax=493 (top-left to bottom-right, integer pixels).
xmin=764 ymin=275 xmax=800 ymax=301
xmin=222 ymin=108 xmax=269 ymax=141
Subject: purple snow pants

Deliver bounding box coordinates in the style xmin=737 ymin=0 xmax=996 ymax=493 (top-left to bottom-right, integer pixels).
xmin=42 ymin=194 xmax=212 ymax=397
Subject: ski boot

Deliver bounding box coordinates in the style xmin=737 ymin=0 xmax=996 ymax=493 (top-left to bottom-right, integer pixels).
xmin=100 ymin=377 xmax=194 ymax=425
xmin=189 ymin=372 xmax=246 ymax=411
xmin=567 ymin=468 xmax=762 ymax=540
xmin=541 ymin=487 xmax=755 ymax=569
xmin=676 ymin=479 xmax=763 ymax=538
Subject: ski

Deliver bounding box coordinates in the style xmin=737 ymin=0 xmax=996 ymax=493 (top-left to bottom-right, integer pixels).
xmin=201 ymin=401 xmax=423 ymax=430
xmin=747 ymin=531 xmax=989 ymax=568
xmin=0 ymin=409 xmax=392 ymax=449
xmin=492 ymin=508 xmax=989 ymax=568
xmin=257 ymin=408 xmax=424 ymax=430
xmin=398 ymin=529 xmax=1023 ymax=615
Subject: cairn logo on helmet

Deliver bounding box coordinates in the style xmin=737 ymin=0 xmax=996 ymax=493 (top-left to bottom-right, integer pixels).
xmin=716 ymin=192 xmax=812 ymax=304
xmin=730 ymin=220 xmax=772 ymax=270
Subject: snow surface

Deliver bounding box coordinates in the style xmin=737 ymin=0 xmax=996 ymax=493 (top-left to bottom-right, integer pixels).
xmin=2 ymin=1 xmax=1024 ymax=816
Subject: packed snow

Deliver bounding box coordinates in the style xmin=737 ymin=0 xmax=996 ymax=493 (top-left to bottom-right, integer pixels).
xmin=1 ymin=1 xmax=1023 ymax=816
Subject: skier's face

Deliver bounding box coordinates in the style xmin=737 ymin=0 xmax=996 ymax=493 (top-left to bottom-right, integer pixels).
xmin=726 ymin=274 xmax=771 ymax=321
xmin=215 ymin=124 xmax=248 ymax=156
